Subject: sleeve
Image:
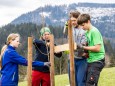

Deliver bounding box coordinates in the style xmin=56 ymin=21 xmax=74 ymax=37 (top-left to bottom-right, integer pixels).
xmin=9 ymin=50 xmax=44 ymax=66
xmin=32 ymin=61 xmax=44 ymax=67
xmin=9 ymin=50 xmax=27 ymax=66
xmin=54 ymin=52 xmax=62 ymax=58
xmin=92 ymin=31 xmax=101 ymax=45
xmin=54 ymin=44 xmax=62 ymax=58
xmin=33 ymin=39 xmax=45 ymax=46
xmin=80 ymin=31 xmax=87 ymax=45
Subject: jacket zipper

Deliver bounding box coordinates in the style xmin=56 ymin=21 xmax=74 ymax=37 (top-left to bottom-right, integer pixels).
xmin=12 ymin=72 xmax=15 ymax=81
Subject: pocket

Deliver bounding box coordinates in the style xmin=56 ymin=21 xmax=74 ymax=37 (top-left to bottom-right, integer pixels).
xmin=87 ymin=67 xmax=100 ymax=84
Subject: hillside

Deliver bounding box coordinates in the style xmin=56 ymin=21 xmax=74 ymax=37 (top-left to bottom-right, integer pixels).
xmin=10 ymin=3 xmax=115 ymax=48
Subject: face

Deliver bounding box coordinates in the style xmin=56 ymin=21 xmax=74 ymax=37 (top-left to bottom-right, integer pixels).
xmin=42 ymin=32 xmax=50 ymax=41
xmin=70 ymin=17 xmax=78 ymax=28
xmin=81 ymin=22 xmax=90 ymax=31
xmin=10 ymin=37 xmax=20 ymax=48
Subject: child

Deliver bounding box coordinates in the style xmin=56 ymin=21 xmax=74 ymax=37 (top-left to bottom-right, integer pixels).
xmin=67 ymin=10 xmax=88 ymax=86
xmin=77 ymin=14 xmax=105 ymax=86
xmin=0 ymin=33 xmax=50 ymax=86
xmin=32 ymin=27 xmax=62 ymax=86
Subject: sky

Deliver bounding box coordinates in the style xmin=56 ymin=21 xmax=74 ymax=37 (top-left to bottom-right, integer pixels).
xmin=0 ymin=0 xmax=115 ymax=27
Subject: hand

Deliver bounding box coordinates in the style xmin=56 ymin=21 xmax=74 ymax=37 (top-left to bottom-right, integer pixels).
xmin=63 ymin=21 xmax=68 ymax=34
xmin=46 ymin=42 xmax=50 ymax=47
xmin=44 ymin=62 xmax=51 ymax=67
xmin=77 ymin=44 xmax=84 ymax=49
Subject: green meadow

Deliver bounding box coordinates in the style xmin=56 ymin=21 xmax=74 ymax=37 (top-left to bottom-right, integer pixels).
xmin=19 ymin=67 xmax=115 ymax=86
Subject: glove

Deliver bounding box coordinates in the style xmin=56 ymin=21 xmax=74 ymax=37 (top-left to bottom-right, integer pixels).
xmin=64 ymin=50 xmax=69 ymax=54
xmin=44 ymin=62 xmax=51 ymax=67
xmin=63 ymin=21 xmax=68 ymax=34
xmin=77 ymin=44 xmax=84 ymax=49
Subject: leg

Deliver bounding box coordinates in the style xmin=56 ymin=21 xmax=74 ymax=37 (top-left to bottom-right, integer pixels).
xmin=68 ymin=60 xmax=70 ymax=83
xmin=86 ymin=62 xmax=104 ymax=86
xmin=32 ymin=70 xmax=42 ymax=86
xmin=77 ymin=59 xmax=87 ymax=86
xmin=74 ymin=59 xmax=78 ymax=86
xmin=41 ymin=72 xmax=50 ymax=86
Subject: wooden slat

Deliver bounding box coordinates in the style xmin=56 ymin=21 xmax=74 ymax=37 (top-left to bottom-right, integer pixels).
xmin=27 ymin=37 xmax=33 ymax=86
xmin=54 ymin=43 xmax=77 ymax=53
xmin=68 ymin=20 xmax=76 ymax=86
xmin=50 ymin=34 xmax=55 ymax=86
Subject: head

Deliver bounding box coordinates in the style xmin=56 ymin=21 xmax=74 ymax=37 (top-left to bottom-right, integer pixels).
xmin=40 ymin=27 xmax=51 ymax=41
xmin=77 ymin=14 xmax=91 ymax=30
xmin=6 ymin=33 xmax=20 ymax=48
xmin=69 ymin=10 xmax=80 ymax=28
xmin=0 ymin=33 xmax=20 ymax=69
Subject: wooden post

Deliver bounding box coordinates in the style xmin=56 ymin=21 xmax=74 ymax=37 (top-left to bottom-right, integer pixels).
xmin=27 ymin=37 xmax=33 ymax=86
xmin=50 ymin=34 xmax=55 ymax=86
xmin=68 ymin=20 xmax=76 ymax=86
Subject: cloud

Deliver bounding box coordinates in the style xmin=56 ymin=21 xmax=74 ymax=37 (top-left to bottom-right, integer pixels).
xmin=0 ymin=0 xmax=115 ymax=27
xmin=0 ymin=0 xmax=24 ymax=7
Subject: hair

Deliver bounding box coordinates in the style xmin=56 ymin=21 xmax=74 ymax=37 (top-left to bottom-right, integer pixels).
xmin=77 ymin=14 xmax=91 ymax=25
xmin=69 ymin=10 xmax=80 ymax=19
xmin=0 ymin=33 xmax=20 ymax=69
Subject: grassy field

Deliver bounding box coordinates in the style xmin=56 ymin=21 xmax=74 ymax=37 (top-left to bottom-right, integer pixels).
xmin=19 ymin=67 xmax=115 ymax=86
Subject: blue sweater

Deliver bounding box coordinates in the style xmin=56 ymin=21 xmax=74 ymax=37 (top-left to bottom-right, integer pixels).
xmin=0 ymin=45 xmax=44 ymax=86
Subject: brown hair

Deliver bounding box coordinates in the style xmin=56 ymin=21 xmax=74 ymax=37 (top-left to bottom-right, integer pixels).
xmin=77 ymin=14 xmax=91 ymax=25
xmin=0 ymin=33 xmax=20 ymax=69
xmin=69 ymin=10 xmax=80 ymax=19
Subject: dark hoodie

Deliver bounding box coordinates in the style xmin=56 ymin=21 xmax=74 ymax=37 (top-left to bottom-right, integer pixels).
xmin=33 ymin=39 xmax=62 ymax=72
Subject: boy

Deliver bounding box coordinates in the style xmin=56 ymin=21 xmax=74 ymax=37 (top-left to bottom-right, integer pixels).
xmin=77 ymin=14 xmax=105 ymax=86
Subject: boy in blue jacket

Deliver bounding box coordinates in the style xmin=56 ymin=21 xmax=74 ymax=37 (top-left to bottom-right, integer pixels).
xmin=0 ymin=33 xmax=50 ymax=86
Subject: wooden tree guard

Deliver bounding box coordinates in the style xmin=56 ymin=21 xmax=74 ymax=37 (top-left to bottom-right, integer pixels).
xmin=68 ymin=20 xmax=76 ymax=86
xmin=27 ymin=37 xmax=33 ymax=86
xmin=50 ymin=34 xmax=55 ymax=86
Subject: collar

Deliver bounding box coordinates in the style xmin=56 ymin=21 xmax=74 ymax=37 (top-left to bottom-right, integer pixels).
xmin=8 ymin=45 xmax=16 ymax=50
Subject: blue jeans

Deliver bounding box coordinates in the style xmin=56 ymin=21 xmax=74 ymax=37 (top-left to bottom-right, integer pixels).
xmin=68 ymin=58 xmax=87 ymax=86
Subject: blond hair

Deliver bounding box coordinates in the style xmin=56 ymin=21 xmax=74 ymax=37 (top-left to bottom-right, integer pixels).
xmin=0 ymin=33 xmax=20 ymax=69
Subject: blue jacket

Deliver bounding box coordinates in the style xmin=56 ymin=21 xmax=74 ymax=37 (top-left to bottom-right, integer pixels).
xmin=0 ymin=45 xmax=44 ymax=86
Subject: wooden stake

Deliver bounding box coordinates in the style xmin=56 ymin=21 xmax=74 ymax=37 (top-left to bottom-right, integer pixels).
xmin=68 ymin=20 xmax=76 ymax=86
xmin=27 ymin=37 xmax=33 ymax=86
xmin=50 ymin=34 xmax=55 ymax=86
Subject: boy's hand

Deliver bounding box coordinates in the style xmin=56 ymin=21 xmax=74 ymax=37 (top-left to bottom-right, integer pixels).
xmin=77 ymin=44 xmax=84 ymax=49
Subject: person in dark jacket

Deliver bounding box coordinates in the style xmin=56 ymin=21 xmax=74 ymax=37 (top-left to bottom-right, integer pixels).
xmin=0 ymin=33 xmax=50 ymax=86
xmin=32 ymin=27 xmax=62 ymax=86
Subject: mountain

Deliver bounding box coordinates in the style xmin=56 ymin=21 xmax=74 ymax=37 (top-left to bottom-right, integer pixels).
xmin=10 ymin=3 xmax=115 ymax=48
xmin=11 ymin=3 xmax=115 ymax=26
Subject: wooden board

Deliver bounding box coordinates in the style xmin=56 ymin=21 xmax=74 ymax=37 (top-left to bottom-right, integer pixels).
xmin=54 ymin=43 xmax=77 ymax=53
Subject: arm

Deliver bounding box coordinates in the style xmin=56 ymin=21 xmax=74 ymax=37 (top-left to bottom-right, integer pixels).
xmin=54 ymin=52 xmax=62 ymax=58
xmin=54 ymin=44 xmax=62 ymax=58
xmin=83 ymin=44 xmax=101 ymax=52
xmin=9 ymin=50 xmax=27 ymax=66
xmin=33 ymin=39 xmax=45 ymax=46
xmin=80 ymin=30 xmax=102 ymax=52
xmin=32 ymin=61 xmax=44 ymax=66
xmin=9 ymin=50 xmax=45 ymax=66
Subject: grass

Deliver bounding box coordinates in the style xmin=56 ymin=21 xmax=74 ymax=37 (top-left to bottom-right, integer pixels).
xmin=18 ymin=67 xmax=115 ymax=86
